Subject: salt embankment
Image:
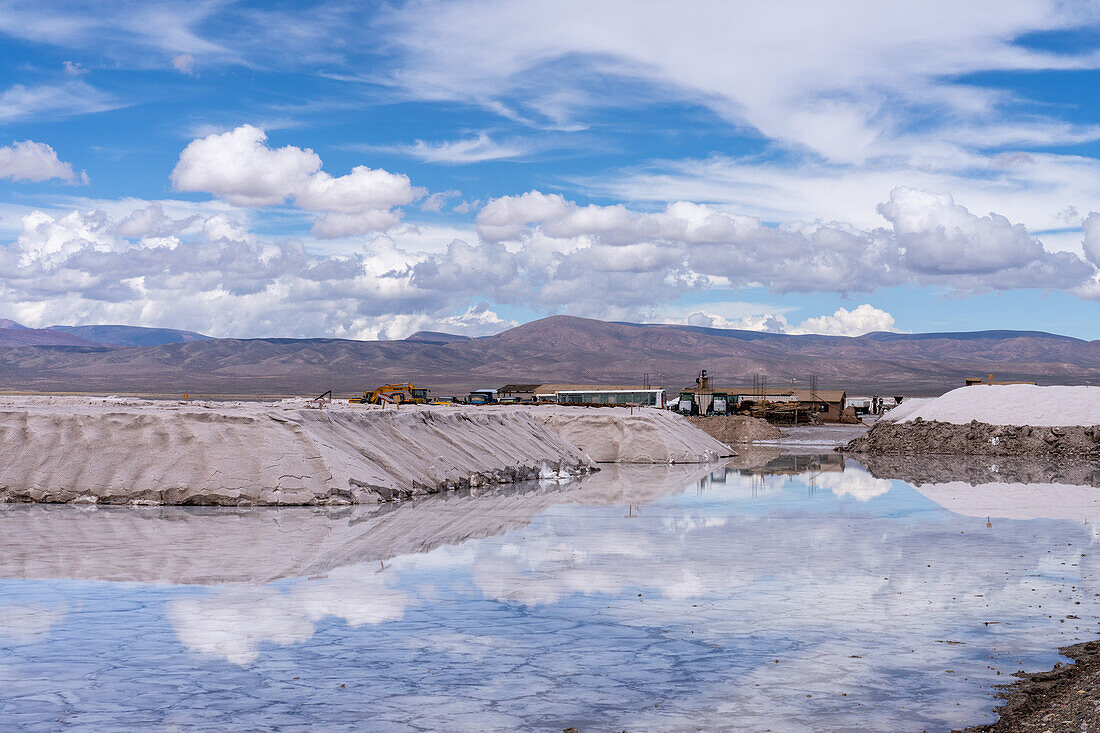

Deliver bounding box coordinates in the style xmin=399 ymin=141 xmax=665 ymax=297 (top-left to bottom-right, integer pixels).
xmin=0 ymin=398 xmax=730 ymax=505
xmin=526 ymin=407 xmax=733 ymax=463
xmin=0 ymin=397 xmax=591 ymax=505
xmin=842 ymin=385 xmax=1100 ymax=457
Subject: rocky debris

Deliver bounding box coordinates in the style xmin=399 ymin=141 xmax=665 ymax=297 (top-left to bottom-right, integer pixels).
xmin=959 ymin=640 xmax=1100 ymax=732
xmin=841 ymin=418 xmax=1100 ymax=458
xmin=687 ymin=414 xmax=783 ymax=445
xmin=856 ymin=453 xmax=1100 ymax=488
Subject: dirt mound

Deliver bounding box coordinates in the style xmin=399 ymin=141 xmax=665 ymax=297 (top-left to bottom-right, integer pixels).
xmin=687 ymin=414 xmax=782 ymax=445
xmin=842 ymin=418 xmax=1100 ymax=458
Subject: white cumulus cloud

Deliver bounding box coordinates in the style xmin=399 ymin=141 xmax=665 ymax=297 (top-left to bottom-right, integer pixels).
xmin=0 ymin=140 xmax=82 ymax=183
xmin=172 ymin=53 xmax=195 ymax=74
xmin=1083 ymin=212 xmax=1100 ymax=267
xmin=171 ymin=125 xmax=423 ymax=237
xmin=788 ymin=305 xmax=898 ymax=337
xmin=471 ymin=187 xmax=1095 ymax=305
xmin=681 ymin=304 xmax=898 ymax=337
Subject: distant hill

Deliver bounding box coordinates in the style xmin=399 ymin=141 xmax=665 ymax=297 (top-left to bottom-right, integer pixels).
xmin=0 ymin=315 xmax=1095 ymax=396
xmin=0 ymin=320 xmax=211 ymax=348
xmin=404 ymin=331 xmax=473 ymax=344
xmin=47 ymin=325 xmax=212 ymax=347
xmin=0 ymin=322 xmax=103 ymax=348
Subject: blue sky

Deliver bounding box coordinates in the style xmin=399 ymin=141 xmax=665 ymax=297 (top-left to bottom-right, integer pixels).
xmin=0 ymin=0 xmax=1099 ymax=339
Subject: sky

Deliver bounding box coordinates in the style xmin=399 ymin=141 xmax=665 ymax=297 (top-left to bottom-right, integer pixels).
xmin=0 ymin=0 xmax=1099 ymax=340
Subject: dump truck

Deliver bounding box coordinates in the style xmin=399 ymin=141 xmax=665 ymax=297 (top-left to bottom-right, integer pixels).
xmin=349 ymin=383 xmax=430 ymax=405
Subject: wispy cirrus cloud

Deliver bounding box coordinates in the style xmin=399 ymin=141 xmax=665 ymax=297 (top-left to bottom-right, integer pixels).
xmin=376 ymin=0 xmax=1100 ymax=163
xmin=363 ymin=132 xmax=533 ymax=164
xmin=0 ymin=0 xmax=234 ymax=67
xmin=0 ymin=80 xmax=122 ymax=123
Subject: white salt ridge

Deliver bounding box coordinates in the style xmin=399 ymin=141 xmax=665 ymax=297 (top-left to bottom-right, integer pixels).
xmin=527 ymin=408 xmax=732 ymax=463
xmin=879 ymin=397 xmax=933 ymax=423
xmin=0 ymin=398 xmax=591 ymax=505
xmin=892 ymin=385 xmax=1100 ymax=427
xmin=0 ymin=398 xmax=730 ymax=504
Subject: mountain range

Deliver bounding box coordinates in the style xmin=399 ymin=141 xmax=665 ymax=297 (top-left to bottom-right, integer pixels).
xmin=0 ymin=321 xmax=211 ymax=348
xmin=0 ymin=316 xmax=1096 ymax=397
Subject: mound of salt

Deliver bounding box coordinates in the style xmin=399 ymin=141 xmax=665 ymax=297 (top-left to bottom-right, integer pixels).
xmin=529 ymin=407 xmax=733 ymax=463
xmin=0 ymin=399 xmax=592 ymax=505
xmin=893 ymin=385 xmax=1100 ymax=427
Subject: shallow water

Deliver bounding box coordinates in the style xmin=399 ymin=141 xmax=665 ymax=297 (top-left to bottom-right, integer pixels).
xmin=1 ymin=455 xmax=1098 ymax=732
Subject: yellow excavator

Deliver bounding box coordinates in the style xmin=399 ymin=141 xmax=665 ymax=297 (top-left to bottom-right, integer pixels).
xmin=349 ymin=383 xmax=430 ymax=405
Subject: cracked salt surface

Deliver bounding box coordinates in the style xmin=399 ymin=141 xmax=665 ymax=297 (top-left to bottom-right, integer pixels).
xmin=0 ymin=458 xmax=1097 ymax=731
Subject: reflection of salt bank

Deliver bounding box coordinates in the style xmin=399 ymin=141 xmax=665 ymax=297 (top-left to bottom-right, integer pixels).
xmin=912 ymin=482 xmax=1100 ymax=523
xmin=0 ymin=464 xmax=719 ymax=585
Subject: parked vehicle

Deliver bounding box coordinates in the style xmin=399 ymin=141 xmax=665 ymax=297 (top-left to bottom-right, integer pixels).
xmin=350 ymin=383 xmax=429 ymax=405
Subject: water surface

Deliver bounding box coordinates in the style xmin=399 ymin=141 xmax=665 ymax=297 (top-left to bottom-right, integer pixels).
xmin=1 ymin=455 xmax=1097 ymax=731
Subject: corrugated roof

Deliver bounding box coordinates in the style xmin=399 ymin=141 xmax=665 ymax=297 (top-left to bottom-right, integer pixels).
xmin=792 ymin=389 xmax=846 ymax=403
xmin=723 ymin=388 xmax=847 ymax=403
xmin=534 ymin=384 xmax=662 ymax=394
xmin=498 ymin=384 xmax=543 ymax=392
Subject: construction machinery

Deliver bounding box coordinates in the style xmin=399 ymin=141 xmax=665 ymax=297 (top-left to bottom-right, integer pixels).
xmin=349 ymin=383 xmax=430 ymax=405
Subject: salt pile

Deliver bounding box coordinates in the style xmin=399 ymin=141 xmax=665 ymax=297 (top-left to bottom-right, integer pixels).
xmin=887 ymin=385 xmax=1100 ymax=427
xmin=529 ymin=408 xmax=732 ymax=463
xmin=844 ymin=385 xmax=1100 ymax=457
xmin=0 ymin=398 xmax=591 ymax=505
xmin=0 ymin=398 xmax=731 ymax=505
